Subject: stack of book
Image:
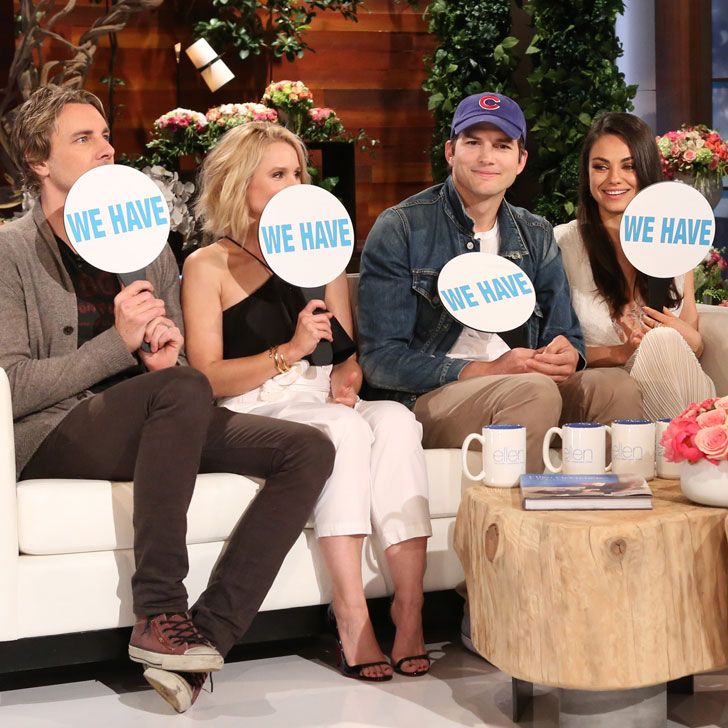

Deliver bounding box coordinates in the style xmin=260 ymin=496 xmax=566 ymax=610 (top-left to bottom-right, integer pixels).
xmin=520 ymin=473 xmax=653 ymax=511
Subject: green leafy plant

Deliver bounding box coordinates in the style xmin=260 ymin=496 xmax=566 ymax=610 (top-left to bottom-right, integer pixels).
xmin=421 ymin=0 xmax=517 ymax=181
xmin=195 ymin=0 xmax=362 ymax=69
xmin=522 ymin=0 xmax=636 ymax=224
xmin=694 ymin=247 xmax=728 ymax=304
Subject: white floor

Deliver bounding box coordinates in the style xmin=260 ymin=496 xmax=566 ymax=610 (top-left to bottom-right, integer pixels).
xmin=2 ymin=636 xmax=728 ymax=727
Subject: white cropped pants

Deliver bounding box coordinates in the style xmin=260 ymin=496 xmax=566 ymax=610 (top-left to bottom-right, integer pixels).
xmin=220 ymin=391 xmax=432 ymax=550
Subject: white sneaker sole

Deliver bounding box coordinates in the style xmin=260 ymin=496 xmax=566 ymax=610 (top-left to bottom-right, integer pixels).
xmin=129 ymin=645 xmax=223 ymax=672
xmin=143 ymin=667 xmax=193 ymax=713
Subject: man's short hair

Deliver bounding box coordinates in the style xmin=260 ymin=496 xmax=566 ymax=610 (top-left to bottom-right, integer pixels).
xmin=10 ymin=85 xmax=107 ymax=195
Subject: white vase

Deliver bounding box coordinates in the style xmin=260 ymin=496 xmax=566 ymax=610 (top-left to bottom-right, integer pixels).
xmin=674 ymin=171 xmax=724 ymax=209
xmin=680 ymin=459 xmax=728 ymax=506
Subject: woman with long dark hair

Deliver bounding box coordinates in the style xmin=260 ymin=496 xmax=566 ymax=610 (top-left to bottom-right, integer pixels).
xmin=554 ymin=112 xmax=715 ymax=419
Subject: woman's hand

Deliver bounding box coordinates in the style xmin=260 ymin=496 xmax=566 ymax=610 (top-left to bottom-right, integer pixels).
xmin=286 ymin=299 xmax=334 ymax=362
xmin=329 ymin=359 xmax=362 ymax=407
xmin=642 ymin=305 xmax=703 ymax=355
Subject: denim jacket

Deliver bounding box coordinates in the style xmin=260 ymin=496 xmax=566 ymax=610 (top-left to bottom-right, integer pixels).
xmin=358 ymin=176 xmax=585 ymax=407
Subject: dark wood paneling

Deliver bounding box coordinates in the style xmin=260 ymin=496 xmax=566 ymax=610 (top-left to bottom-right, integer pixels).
xmin=655 ymin=0 xmax=713 ymax=132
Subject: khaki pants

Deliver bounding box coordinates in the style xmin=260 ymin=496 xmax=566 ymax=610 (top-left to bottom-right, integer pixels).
xmin=413 ymin=368 xmax=643 ymax=474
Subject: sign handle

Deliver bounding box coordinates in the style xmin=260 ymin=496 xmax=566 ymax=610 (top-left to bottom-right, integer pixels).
xmin=302 ymin=285 xmax=333 ymax=366
xmin=118 ymin=269 xmax=152 ymax=353
xmin=647 ymin=276 xmax=673 ymax=311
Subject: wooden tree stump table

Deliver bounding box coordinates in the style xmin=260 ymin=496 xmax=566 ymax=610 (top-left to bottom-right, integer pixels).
xmin=454 ymin=479 xmax=728 ymax=726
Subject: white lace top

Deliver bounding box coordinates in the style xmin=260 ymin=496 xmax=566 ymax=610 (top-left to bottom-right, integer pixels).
xmin=553 ymin=220 xmax=683 ymax=347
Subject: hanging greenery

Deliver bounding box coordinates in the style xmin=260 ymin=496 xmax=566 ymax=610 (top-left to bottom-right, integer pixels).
xmin=195 ymin=0 xmax=362 ymax=81
xmin=523 ymin=0 xmax=636 ymax=223
xmin=421 ymin=0 xmax=518 ymax=181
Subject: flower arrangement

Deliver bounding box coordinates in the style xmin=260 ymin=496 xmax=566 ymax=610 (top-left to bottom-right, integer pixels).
xmin=661 ymin=396 xmax=728 ymax=465
xmin=694 ymin=247 xmax=728 ymax=304
xmin=304 ymin=107 xmax=346 ymax=142
xmin=146 ymin=108 xmax=210 ymax=168
xmin=205 ymin=103 xmax=278 ymax=129
xmin=261 ymin=80 xmax=314 ymax=113
xmin=261 ymin=80 xmax=314 ymax=135
xmin=656 ymin=125 xmax=728 ymax=181
xmin=154 ymin=108 xmax=208 ymax=134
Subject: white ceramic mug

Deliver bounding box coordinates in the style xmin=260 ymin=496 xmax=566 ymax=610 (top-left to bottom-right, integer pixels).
xmin=542 ymin=422 xmax=612 ymax=474
xmin=461 ymin=424 xmax=527 ymax=488
xmin=611 ymin=419 xmax=656 ymax=480
xmin=656 ymin=418 xmax=681 ymax=479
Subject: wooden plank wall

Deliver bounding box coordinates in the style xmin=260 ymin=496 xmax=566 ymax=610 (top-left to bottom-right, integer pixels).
xmin=19 ymin=0 xmax=437 ymax=246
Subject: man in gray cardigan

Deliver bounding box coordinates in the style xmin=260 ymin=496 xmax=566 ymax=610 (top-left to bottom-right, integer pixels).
xmin=0 ymin=85 xmax=334 ymax=712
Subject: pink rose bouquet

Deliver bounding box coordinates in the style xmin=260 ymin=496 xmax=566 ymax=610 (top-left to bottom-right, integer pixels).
xmin=661 ymin=397 xmax=728 ymax=465
xmin=656 ymin=125 xmax=728 ymax=181
xmin=154 ymin=108 xmax=208 ymax=134
xmin=205 ymin=103 xmax=278 ymax=129
xmin=261 ymin=80 xmax=314 ymax=113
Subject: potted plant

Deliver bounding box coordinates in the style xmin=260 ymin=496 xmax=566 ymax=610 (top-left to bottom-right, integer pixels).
xmin=694 ymin=247 xmax=728 ymax=305
xmin=656 ymin=125 xmax=728 ymax=208
xmin=661 ymin=396 xmax=728 ymax=506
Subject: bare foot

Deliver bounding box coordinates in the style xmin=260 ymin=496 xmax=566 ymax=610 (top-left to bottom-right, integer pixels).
xmin=332 ymin=603 xmax=392 ymax=680
xmin=391 ymin=596 xmax=429 ymax=675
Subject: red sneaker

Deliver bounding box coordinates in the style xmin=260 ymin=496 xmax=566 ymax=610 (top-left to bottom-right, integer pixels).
xmin=128 ymin=612 xmax=223 ymax=672
xmin=144 ymin=667 xmax=209 ymax=713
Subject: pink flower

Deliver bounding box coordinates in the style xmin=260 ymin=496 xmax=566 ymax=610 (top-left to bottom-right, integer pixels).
xmin=662 ymin=419 xmax=702 ymax=463
xmin=715 ymin=396 xmax=728 ymax=409
xmin=683 ymin=149 xmax=697 ymax=162
xmin=694 ymin=426 xmax=728 ymax=461
xmin=697 ymin=409 xmax=728 ymax=427
xmin=698 ymin=398 xmax=718 ymax=412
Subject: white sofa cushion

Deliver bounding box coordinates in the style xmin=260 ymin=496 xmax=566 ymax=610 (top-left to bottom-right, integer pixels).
xmin=17 ymin=449 xmax=474 ymax=555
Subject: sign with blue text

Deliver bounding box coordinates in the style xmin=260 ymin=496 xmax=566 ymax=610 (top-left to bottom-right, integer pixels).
xmin=258 ymin=185 xmax=354 ymax=288
xmin=619 ymin=181 xmax=715 ymax=278
xmin=63 ymin=165 xmax=170 ymax=273
xmin=437 ymin=253 xmax=535 ymax=332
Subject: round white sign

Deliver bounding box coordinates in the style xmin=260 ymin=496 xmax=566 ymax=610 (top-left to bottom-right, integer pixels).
xmin=63 ymin=165 xmax=170 ymax=273
xmin=619 ymin=181 xmax=715 ymax=278
xmin=258 ymin=185 xmax=354 ymax=288
xmin=437 ymin=253 xmax=536 ymax=332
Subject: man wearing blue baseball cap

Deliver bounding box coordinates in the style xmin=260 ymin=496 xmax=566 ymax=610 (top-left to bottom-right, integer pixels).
xmin=358 ymin=90 xmax=642 ymax=483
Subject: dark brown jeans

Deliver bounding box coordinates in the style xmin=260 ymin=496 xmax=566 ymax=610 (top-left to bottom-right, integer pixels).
xmin=22 ymin=367 xmax=334 ymax=655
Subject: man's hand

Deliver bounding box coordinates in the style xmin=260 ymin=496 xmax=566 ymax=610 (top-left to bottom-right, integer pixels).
xmin=525 ymin=335 xmax=579 ymax=382
xmin=460 ymin=348 xmax=536 ymax=378
xmin=139 ymin=316 xmax=183 ymax=371
xmin=114 ymin=280 xmax=166 ymax=352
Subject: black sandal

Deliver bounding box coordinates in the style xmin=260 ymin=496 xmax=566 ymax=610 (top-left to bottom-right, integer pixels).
xmin=392 ymin=653 xmax=431 ymax=677
xmin=328 ymin=607 xmax=392 ymax=682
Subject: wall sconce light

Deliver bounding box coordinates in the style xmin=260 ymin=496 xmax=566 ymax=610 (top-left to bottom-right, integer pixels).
xmin=184 ymin=38 xmax=235 ymax=93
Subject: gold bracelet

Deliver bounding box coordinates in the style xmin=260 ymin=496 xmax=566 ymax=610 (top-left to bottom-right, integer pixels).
xmin=270 ymin=346 xmax=290 ymax=374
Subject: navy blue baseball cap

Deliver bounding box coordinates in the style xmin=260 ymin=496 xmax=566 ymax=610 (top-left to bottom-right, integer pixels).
xmin=451 ymin=92 xmax=527 ymax=142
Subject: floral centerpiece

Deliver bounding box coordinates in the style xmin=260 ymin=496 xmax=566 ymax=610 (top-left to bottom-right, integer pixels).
xmin=145 ymin=108 xmax=210 ymax=170
xmin=142 ymin=165 xmax=198 ymax=250
xmin=661 ymin=396 xmax=728 ymax=506
xmin=656 ymin=125 xmax=728 ymax=207
xmin=694 ymin=247 xmax=728 ymax=305
xmin=205 ymin=102 xmax=278 ymax=129
xmin=261 ymin=80 xmax=314 ymax=134
xmin=304 ymin=107 xmax=346 ymax=142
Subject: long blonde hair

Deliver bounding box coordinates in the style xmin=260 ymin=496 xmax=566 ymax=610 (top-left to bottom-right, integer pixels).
xmin=195 ymin=121 xmax=310 ymax=243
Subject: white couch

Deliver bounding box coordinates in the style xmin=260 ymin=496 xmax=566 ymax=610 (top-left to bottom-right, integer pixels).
xmin=1 ymin=305 xmax=726 ymax=660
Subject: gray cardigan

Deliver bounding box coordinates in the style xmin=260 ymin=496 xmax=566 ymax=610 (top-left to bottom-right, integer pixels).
xmin=0 ymin=203 xmax=185 ymax=475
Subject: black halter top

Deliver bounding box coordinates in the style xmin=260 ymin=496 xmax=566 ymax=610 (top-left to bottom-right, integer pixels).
xmin=222 ymin=275 xmax=356 ymax=364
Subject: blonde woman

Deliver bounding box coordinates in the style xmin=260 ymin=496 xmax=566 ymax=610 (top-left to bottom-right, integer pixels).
xmin=182 ymin=122 xmax=432 ymax=680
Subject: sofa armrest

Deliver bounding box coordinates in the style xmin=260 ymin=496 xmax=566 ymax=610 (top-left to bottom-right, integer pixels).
xmin=0 ymin=368 xmax=19 ymax=639
xmin=697 ymin=305 xmax=728 ymax=396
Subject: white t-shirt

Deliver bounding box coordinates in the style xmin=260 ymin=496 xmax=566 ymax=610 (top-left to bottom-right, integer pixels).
xmin=447 ymin=221 xmax=511 ymax=362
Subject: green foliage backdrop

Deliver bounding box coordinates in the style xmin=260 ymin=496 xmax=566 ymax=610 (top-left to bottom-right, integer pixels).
xmin=524 ymin=0 xmax=636 ymax=223
xmin=420 ymin=0 xmax=636 ymax=222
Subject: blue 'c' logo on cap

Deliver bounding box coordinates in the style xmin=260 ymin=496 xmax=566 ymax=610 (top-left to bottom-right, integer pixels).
xmin=479 ymin=95 xmax=501 ymax=110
